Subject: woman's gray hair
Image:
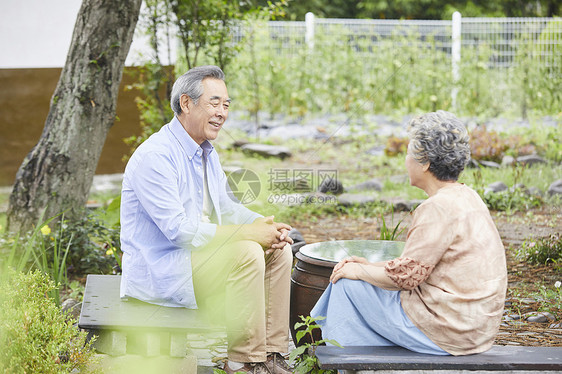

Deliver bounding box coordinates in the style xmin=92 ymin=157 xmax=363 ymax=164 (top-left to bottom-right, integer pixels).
xmin=407 ymin=110 xmax=471 ymax=181
xmin=170 ymin=65 xmax=225 ymax=115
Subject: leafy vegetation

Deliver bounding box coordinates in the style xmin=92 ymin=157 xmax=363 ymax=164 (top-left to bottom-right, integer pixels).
xmin=0 ymin=269 xmax=98 ymax=373
xmin=518 ymin=233 xmax=562 ymax=266
xmin=267 ymin=0 xmax=560 ymax=20
xmin=289 ymin=315 xmax=340 ymax=374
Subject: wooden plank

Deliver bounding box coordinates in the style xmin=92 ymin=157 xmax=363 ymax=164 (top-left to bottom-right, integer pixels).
xmin=78 ymin=274 xmax=215 ymax=332
xmin=315 ymin=345 xmax=562 ymax=371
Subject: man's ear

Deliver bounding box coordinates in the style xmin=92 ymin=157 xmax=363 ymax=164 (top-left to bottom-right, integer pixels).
xmin=422 ymin=163 xmax=430 ymax=172
xmin=180 ymin=94 xmax=190 ymax=114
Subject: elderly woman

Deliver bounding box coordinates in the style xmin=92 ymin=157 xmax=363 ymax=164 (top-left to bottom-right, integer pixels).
xmin=311 ymin=111 xmax=507 ymax=355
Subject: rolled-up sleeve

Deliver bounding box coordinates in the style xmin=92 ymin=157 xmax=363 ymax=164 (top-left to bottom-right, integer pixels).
xmin=384 ymin=201 xmax=453 ymax=290
xmin=385 ymin=257 xmax=435 ymax=290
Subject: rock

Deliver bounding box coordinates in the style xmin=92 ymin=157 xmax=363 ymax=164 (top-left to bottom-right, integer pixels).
xmin=487 ymin=181 xmax=508 ymax=193
xmin=62 ymin=299 xmax=81 ymax=322
xmin=510 ymin=183 xmax=530 ymax=195
xmin=381 ymin=197 xmax=423 ymax=212
xmin=549 ymin=322 xmax=562 ymax=328
xmin=62 ymin=298 xmax=78 ymax=312
xmin=318 ymin=177 xmax=344 ymax=195
xmin=508 ymin=314 xmax=522 ymax=320
xmin=479 ymin=160 xmax=501 ymax=169
xmin=347 ymin=178 xmax=383 ymax=192
xmin=288 ymin=228 xmax=305 ymax=244
xmin=548 ymin=179 xmax=562 ymax=196
xmin=525 ymin=311 xmax=555 ymax=323
xmin=516 ymin=154 xmax=547 ymax=166
xmin=240 ymin=144 xmax=292 ymax=159
xmin=528 ymin=186 xmax=543 ymax=197
xmin=337 ymin=193 xmax=379 ymax=207
xmin=291 ymin=241 xmax=306 ymax=256
xmin=466 ymin=159 xmax=481 ymax=169
xmin=230 ymin=139 xmax=250 ymax=148
xmin=501 ymin=155 xmax=515 ymax=166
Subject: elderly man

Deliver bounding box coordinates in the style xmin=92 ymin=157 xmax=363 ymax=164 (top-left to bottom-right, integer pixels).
xmin=120 ymin=65 xmax=293 ymax=374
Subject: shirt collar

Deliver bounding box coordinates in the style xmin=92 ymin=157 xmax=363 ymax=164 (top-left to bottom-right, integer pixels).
xmin=169 ymin=116 xmax=214 ymax=160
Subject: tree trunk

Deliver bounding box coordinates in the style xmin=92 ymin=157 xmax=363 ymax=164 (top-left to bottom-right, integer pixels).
xmin=6 ymin=0 xmax=142 ymax=233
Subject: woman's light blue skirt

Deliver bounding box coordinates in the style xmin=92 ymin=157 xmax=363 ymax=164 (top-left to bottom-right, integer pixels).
xmin=310 ymin=279 xmax=448 ymax=355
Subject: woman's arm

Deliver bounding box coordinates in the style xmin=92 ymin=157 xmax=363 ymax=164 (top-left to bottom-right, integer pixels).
xmin=330 ymin=256 xmax=401 ymax=290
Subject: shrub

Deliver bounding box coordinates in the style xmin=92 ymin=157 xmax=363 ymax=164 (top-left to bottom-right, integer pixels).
xmin=384 ymin=136 xmax=408 ymax=156
xmin=469 ymin=125 xmax=508 ymax=162
xmin=0 ymin=269 xmax=98 ymax=373
xmin=48 ymin=212 xmax=121 ymax=276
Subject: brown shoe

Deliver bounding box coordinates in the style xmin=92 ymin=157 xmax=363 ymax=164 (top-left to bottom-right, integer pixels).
xmin=223 ymin=361 xmax=272 ymax=374
xmin=265 ymin=352 xmax=293 ymax=374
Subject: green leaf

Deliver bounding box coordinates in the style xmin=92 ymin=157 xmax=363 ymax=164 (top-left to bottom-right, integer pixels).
xmin=294 ymin=322 xmax=306 ymax=329
xmin=296 ymin=330 xmax=306 ymax=343
xmin=320 ymin=339 xmax=344 ymax=348
xmin=288 ymin=345 xmax=307 ymax=362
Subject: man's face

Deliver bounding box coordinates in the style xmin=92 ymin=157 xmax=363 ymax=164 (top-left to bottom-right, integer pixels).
xmin=182 ymin=78 xmax=230 ymax=145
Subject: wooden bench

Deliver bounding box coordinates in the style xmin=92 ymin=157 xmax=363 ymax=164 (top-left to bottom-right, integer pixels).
xmin=78 ymin=274 xmax=225 ymax=365
xmin=314 ymin=345 xmax=562 ymax=373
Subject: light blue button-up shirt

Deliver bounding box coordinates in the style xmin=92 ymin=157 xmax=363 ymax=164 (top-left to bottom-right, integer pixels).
xmin=119 ymin=116 xmax=262 ymax=308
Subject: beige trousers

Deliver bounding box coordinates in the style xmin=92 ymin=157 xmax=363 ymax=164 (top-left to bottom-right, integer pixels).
xmin=192 ymin=240 xmax=292 ymax=362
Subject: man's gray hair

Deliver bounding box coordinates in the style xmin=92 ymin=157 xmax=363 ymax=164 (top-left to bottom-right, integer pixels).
xmin=170 ymin=65 xmax=225 ymax=115
xmin=407 ymin=110 xmax=471 ymax=181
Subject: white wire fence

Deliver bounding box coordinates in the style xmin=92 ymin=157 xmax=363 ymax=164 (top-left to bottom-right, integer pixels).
xmin=253 ymin=14 xmax=561 ymax=70
xmin=226 ymin=14 xmax=561 ymax=118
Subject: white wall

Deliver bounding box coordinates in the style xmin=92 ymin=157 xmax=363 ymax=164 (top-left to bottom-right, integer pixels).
xmin=0 ymin=0 xmax=172 ymax=69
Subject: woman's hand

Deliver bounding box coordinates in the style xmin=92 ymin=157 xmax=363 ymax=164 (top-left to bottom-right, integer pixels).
xmin=330 ymin=256 xmax=370 ymax=283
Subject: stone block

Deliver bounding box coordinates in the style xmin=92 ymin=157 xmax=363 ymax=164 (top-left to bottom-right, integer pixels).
xmin=94 ymin=330 xmax=127 ymax=356
xmin=170 ymin=332 xmax=187 ymax=357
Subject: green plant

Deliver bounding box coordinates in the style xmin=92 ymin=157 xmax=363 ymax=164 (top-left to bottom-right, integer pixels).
xmin=518 ymin=233 xmax=562 ymax=266
xmin=289 ymin=315 xmax=341 ymax=374
xmin=0 ymin=269 xmax=99 ymax=373
xmin=0 ymin=212 xmax=71 ymax=304
xmin=378 ymin=208 xmax=406 ymax=241
xmin=536 ymin=280 xmax=562 ymax=315
xmin=481 ymin=188 xmax=542 ymax=213
xmin=51 ymin=212 xmax=121 ymax=276
xmin=67 ymin=280 xmax=86 ymax=301
xmin=31 ymin=222 xmax=71 ymax=304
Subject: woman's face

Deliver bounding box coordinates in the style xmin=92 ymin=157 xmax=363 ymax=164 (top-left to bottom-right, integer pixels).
xmin=405 ymin=142 xmax=428 ymax=189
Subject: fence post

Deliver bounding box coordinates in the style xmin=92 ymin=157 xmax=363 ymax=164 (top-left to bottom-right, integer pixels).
xmin=451 ymin=11 xmax=462 ymax=110
xmin=305 ymin=12 xmax=315 ymax=50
